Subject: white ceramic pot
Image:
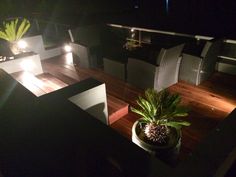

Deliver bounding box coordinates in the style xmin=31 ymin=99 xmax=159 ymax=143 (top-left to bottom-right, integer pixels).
xmin=132 ymin=120 xmax=181 ymax=163
xmin=9 ymin=41 xmax=21 ymax=55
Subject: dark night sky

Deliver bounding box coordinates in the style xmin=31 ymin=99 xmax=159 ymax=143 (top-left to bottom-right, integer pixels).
xmin=1 ymin=0 xmax=236 ymax=38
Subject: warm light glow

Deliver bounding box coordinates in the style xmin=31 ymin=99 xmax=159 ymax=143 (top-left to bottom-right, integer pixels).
xmin=21 ymin=71 xmax=44 ymax=88
xmin=17 ymin=40 xmax=28 ymax=49
xmin=65 ymin=52 xmax=73 ymax=65
xmin=20 ymin=60 xmax=35 ymax=72
xmin=217 ymin=100 xmax=236 ymax=113
xmin=131 ymin=28 xmax=135 ymax=32
xmin=64 ymin=44 xmax=72 ymax=52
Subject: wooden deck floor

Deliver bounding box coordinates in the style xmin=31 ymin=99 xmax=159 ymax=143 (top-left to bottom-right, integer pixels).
xmin=11 ymin=53 xmax=236 ymax=164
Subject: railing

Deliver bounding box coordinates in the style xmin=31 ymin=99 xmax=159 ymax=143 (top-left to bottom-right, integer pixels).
xmin=107 ymin=23 xmax=236 ymax=63
xmin=108 ymin=23 xmax=236 ymax=43
xmin=28 ymin=18 xmax=71 ymax=48
xmin=108 ymin=23 xmax=195 ymax=38
xmin=31 ymin=18 xmax=70 ymax=37
xmin=108 ymin=23 xmax=214 ymax=43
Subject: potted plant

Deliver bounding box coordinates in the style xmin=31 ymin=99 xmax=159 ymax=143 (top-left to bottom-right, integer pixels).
xmin=123 ymin=39 xmax=141 ymax=51
xmin=131 ymin=89 xmax=190 ymax=162
xmin=0 ymin=18 xmax=30 ymax=55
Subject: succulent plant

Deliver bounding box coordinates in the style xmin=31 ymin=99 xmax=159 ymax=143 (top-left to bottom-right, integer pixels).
xmin=0 ymin=18 xmax=30 ymax=42
xmin=0 ymin=18 xmax=30 ymax=54
xmin=144 ymin=123 xmax=169 ymax=143
xmin=131 ymin=89 xmax=190 ymax=144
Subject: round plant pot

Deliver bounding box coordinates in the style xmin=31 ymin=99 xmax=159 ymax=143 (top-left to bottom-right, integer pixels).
xmin=9 ymin=41 xmax=21 ymax=55
xmin=132 ymin=120 xmax=181 ymax=163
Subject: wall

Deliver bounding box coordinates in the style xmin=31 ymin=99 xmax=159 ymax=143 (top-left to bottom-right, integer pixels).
xmin=23 ymin=35 xmax=62 ymax=60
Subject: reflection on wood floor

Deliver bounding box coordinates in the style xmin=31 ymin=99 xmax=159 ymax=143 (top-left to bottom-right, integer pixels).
xmin=11 ymin=53 xmax=236 ymax=162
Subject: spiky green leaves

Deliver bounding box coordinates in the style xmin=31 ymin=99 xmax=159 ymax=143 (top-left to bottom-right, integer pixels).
xmin=0 ymin=18 xmax=30 ymax=42
xmin=131 ymin=89 xmax=190 ymax=131
xmin=165 ymin=121 xmax=191 ymax=130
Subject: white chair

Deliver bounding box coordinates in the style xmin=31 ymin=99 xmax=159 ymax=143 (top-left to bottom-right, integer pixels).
xmin=179 ymin=39 xmax=222 ymax=85
xmin=69 ymin=25 xmax=103 ymax=68
xmin=70 ymin=42 xmax=100 ymax=68
xmin=127 ymin=43 xmax=184 ymax=91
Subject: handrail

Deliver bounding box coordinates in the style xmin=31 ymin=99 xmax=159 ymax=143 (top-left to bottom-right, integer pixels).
xmin=195 ymin=35 xmax=214 ymax=40
xmin=109 ymin=23 xmax=191 ymax=38
xmin=218 ymin=56 xmax=236 ymax=61
xmin=108 ymin=23 xmax=214 ymax=41
xmin=224 ymin=39 xmax=236 ymax=44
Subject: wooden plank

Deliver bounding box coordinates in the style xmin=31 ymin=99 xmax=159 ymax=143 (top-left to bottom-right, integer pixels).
xmin=45 ymin=72 xmax=78 ymax=85
xmin=11 ymin=72 xmax=46 ymax=97
xmin=110 ymin=112 xmax=139 ymax=140
xmin=169 ymin=81 xmax=236 ymax=114
xmin=107 ymin=94 xmax=129 ymax=124
xmin=19 ymin=54 xmax=236 ymax=164
xmin=37 ymin=73 xmax=68 ymax=89
xmin=42 ymin=61 xmax=89 ymax=81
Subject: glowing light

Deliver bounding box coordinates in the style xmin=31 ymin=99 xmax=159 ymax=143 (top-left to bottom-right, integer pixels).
xmin=21 ymin=71 xmax=44 ymax=88
xmin=131 ymin=28 xmax=135 ymax=32
xmin=17 ymin=40 xmax=28 ymax=49
xmin=20 ymin=60 xmax=35 ymax=72
xmin=65 ymin=52 xmax=73 ymax=65
xmin=64 ymin=44 xmax=72 ymax=52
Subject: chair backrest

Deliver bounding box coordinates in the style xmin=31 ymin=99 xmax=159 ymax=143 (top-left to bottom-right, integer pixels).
xmin=155 ymin=43 xmax=185 ymax=91
xmin=200 ymin=41 xmax=213 ymax=58
xmin=127 ymin=58 xmax=159 ymax=90
xmin=178 ymin=39 xmax=222 ymax=85
xmin=201 ymin=39 xmax=222 ymax=72
xmin=71 ymin=43 xmax=90 ymax=68
xmin=198 ymin=39 xmax=222 ymax=84
xmin=69 ymin=25 xmax=102 ymax=46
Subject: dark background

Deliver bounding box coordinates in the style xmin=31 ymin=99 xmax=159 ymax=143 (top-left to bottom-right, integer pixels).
xmin=0 ymin=0 xmax=236 ymax=38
